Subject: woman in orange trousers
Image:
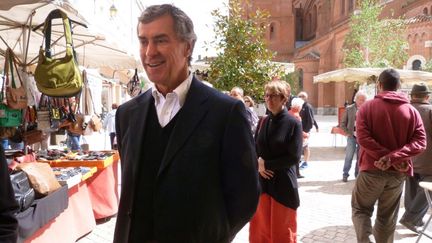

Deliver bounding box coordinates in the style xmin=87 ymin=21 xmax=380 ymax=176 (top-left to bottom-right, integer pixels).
xmin=250 ymin=80 xmax=303 ymax=243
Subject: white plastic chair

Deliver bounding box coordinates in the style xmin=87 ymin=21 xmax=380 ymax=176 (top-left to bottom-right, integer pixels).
xmin=416 ymin=181 xmax=432 ymax=242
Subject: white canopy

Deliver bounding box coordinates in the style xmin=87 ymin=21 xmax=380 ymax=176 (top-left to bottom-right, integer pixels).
xmin=0 ymin=0 xmax=139 ymax=70
xmin=313 ymin=68 xmax=432 ymax=84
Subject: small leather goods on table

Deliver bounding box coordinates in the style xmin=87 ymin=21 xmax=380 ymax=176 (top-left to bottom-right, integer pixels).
xmin=52 ymin=166 xmax=97 ymax=187
xmin=37 ymin=150 xmax=115 ymax=169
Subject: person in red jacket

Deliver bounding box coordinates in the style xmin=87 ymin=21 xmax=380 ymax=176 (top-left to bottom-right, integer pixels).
xmin=352 ymin=69 xmax=427 ymax=243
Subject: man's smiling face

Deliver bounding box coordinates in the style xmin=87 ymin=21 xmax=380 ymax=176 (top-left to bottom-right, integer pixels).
xmin=138 ymin=14 xmax=191 ymax=94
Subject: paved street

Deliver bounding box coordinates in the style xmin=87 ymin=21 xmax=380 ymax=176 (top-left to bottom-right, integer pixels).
xmin=77 ymin=115 xmax=432 ymax=243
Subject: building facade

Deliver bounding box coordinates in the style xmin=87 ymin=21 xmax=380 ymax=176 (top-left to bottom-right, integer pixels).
xmin=248 ymin=0 xmax=432 ymax=114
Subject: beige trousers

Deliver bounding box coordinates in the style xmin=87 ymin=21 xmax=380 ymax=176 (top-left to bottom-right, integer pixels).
xmin=352 ymin=170 xmax=406 ymax=243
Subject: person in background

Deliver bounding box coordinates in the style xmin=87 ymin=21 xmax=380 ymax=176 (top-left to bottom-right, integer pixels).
xmin=114 ymin=4 xmax=259 ymax=243
xmin=352 ymin=69 xmax=426 ymax=243
xmin=66 ymin=131 xmax=81 ymax=151
xmin=340 ymin=90 xmax=367 ymax=182
xmin=103 ymin=103 xmax=118 ymax=149
xmin=289 ymin=97 xmax=308 ymax=179
xmin=230 ymin=86 xmax=258 ymax=133
xmin=285 ymin=83 xmax=295 ymax=110
xmin=243 ymin=95 xmax=259 ymax=133
xmin=58 ymin=96 xmax=81 ymax=151
xmin=0 ymin=145 xmax=19 ymax=243
xmin=399 ymin=83 xmax=432 ymax=233
xmin=298 ymin=91 xmax=318 ymax=169
xmin=250 ymin=80 xmax=303 ymax=243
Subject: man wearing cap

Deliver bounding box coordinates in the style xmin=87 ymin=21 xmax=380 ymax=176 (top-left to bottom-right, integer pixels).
xmin=352 ymin=69 xmax=426 ymax=243
xmin=399 ymin=83 xmax=432 ymax=233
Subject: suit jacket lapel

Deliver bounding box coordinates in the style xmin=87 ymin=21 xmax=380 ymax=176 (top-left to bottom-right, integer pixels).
xmin=158 ymin=78 xmax=210 ymax=177
xmin=128 ymin=91 xmax=152 ymax=183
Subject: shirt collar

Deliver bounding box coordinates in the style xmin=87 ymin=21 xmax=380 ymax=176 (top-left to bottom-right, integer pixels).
xmin=151 ymin=72 xmax=193 ymax=106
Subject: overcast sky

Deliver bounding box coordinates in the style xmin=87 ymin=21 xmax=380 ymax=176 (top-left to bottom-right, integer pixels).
xmin=142 ymin=0 xmax=227 ymax=60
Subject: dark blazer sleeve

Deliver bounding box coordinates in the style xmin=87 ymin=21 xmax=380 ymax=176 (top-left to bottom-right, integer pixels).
xmin=264 ymin=119 xmax=303 ymax=170
xmin=0 ymin=146 xmax=18 ymax=243
xmin=220 ymin=101 xmax=260 ymax=239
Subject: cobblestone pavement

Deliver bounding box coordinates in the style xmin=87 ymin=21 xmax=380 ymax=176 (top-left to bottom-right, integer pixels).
xmin=77 ymin=115 xmax=432 ymax=243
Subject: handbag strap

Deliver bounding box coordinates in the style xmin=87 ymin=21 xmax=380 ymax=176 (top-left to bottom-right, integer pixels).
xmin=1 ymin=49 xmax=9 ymax=102
xmin=7 ymin=49 xmax=24 ymax=89
xmin=87 ymin=84 xmax=98 ymax=116
xmin=42 ymin=9 xmax=75 ymax=59
xmin=38 ymin=94 xmax=48 ymax=110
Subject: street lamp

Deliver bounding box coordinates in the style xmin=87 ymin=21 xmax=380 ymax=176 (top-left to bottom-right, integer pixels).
xmin=109 ymin=3 xmax=118 ymax=19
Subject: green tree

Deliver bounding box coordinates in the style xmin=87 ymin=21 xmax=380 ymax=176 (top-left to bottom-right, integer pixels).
xmin=207 ymin=0 xmax=283 ymax=100
xmin=424 ymin=59 xmax=432 ymax=72
xmin=342 ymin=0 xmax=408 ymax=68
xmin=282 ymin=70 xmax=301 ymax=95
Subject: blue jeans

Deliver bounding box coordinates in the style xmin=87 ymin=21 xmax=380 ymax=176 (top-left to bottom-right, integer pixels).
xmin=1 ymin=138 xmax=8 ymax=150
xmin=343 ymin=135 xmax=359 ymax=178
xmin=67 ymin=134 xmax=81 ymax=151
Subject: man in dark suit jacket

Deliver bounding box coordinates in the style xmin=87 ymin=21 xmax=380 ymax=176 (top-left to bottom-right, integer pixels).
xmin=113 ymin=4 xmax=260 ymax=243
xmin=0 ymin=146 xmax=19 ymax=243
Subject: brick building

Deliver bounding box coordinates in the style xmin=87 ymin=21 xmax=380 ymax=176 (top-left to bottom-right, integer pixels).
xmin=246 ymin=0 xmax=432 ymax=114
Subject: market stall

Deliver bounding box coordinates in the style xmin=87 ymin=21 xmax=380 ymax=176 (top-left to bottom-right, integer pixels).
xmin=37 ymin=150 xmax=120 ymax=219
xmin=9 ymin=150 xmax=120 ymax=243
xmin=0 ymin=0 xmax=138 ymax=70
xmin=0 ymin=2 xmax=127 ymax=242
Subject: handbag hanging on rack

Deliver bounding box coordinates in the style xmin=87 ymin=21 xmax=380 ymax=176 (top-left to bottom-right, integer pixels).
xmin=0 ymin=79 xmax=22 ymax=128
xmin=4 ymin=48 xmax=28 ymax=109
xmin=34 ymin=9 xmax=82 ymax=97
xmin=127 ymin=68 xmax=142 ymax=97
xmin=82 ymin=70 xmax=102 ymax=132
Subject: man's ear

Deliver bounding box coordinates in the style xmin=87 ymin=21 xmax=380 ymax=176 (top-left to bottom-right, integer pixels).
xmin=184 ymin=41 xmax=193 ymax=58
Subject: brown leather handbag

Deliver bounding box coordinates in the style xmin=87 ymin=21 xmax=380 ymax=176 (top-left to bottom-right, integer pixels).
xmin=4 ymin=48 xmax=28 ymax=109
xmin=16 ymin=162 xmax=61 ymax=197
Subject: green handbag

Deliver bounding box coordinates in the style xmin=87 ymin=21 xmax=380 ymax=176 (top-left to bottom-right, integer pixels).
xmin=34 ymin=9 xmax=82 ymax=97
xmin=0 ymin=77 xmax=22 ymax=127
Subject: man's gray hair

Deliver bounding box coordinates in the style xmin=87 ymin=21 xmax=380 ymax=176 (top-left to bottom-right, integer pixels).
xmin=231 ymin=86 xmax=244 ymax=97
xmin=138 ymin=4 xmax=197 ymax=65
xmin=354 ymin=90 xmax=368 ymax=101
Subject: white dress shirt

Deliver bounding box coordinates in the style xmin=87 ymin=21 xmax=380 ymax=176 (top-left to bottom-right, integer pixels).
xmin=151 ymin=73 xmax=193 ymax=127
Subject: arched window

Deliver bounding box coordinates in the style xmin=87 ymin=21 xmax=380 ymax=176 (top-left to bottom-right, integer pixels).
xmin=340 ymin=0 xmax=345 ymax=15
xmin=270 ymin=23 xmax=275 ymax=40
xmin=424 ymin=7 xmax=428 ymax=15
xmin=348 ymin=0 xmax=354 ymax=12
xmin=313 ymin=5 xmax=318 ymax=32
xmin=413 ymin=60 xmax=422 ymax=70
xmin=298 ymin=69 xmax=304 ymax=90
xmin=422 ymin=32 xmax=427 ymax=43
xmin=308 ymin=13 xmax=312 ymax=35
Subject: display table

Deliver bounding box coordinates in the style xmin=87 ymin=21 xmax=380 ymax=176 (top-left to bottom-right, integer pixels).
xmin=12 ymin=151 xmax=119 ymax=242
xmin=44 ymin=155 xmax=114 ymax=169
xmin=38 ymin=152 xmax=120 ymax=219
xmin=86 ymin=159 xmax=119 ymax=219
xmin=24 ymin=182 xmax=96 ymax=243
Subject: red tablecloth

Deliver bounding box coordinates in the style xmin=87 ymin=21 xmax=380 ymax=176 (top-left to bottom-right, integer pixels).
xmin=25 ymin=182 xmax=96 ymax=243
xmin=86 ymin=159 xmax=119 ymax=219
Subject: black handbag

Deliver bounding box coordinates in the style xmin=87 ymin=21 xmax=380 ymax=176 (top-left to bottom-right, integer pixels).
xmin=10 ymin=170 xmax=35 ymax=212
